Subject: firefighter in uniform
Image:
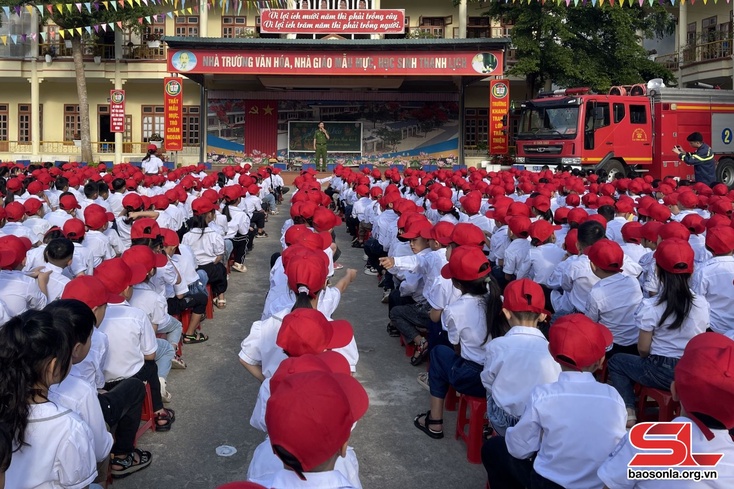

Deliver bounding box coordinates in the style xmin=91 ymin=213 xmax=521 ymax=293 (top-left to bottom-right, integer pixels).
xmin=313 ymin=121 xmax=330 ymax=171
xmin=673 ymin=131 xmax=716 ymax=186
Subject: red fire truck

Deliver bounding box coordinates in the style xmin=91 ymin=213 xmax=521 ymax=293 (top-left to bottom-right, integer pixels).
xmin=512 ymin=80 xmax=734 ymax=185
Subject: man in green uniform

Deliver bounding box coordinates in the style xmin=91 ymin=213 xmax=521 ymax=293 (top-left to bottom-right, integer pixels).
xmin=313 ymin=121 xmax=330 ymax=171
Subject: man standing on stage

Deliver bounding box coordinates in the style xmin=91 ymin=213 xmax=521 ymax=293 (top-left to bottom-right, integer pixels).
xmin=313 ymin=121 xmax=330 ymax=171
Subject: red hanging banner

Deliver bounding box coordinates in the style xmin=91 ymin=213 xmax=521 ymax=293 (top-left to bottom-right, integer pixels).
xmin=110 ymin=89 xmax=125 ymax=133
xmin=244 ymin=100 xmax=279 ymax=157
xmin=489 ymin=79 xmax=510 ymax=155
xmin=163 ymin=77 xmax=184 ymax=152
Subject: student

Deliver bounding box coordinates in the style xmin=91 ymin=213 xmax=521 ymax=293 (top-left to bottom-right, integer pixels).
xmin=242 ymin=184 xmax=268 ymax=238
xmin=44 ymin=192 xmax=80 ymax=229
xmin=62 ymin=217 xmax=94 ymax=277
xmin=606 ymin=198 xmax=635 ymax=245
xmin=42 ymin=237 xmax=73 ymax=301
xmin=0 ymin=235 xmax=48 ymax=316
xmin=414 ymin=246 xmax=498 ymax=439
xmin=515 ymin=219 xmax=565 ymax=288
xmin=484 ymin=314 xmax=627 ymax=489
xmin=691 ymin=226 xmax=734 ymax=336
xmin=116 ymin=193 xmax=160 ymax=250
xmin=1 ymin=310 xmax=98 ymax=488
xmin=607 ymin=238 xmax=709 ymax=428
xmin=503 ymin=216 xmax=532 ymax=283
xmin=182 ymin=197 xmax=229 ymax=309
xmin=221 ymin=185 xmax=252 ymax=273
xmin=21 ymin=197 xmax=51 ymax=244
xmin=2 ymin=202 xmax=37 ymax=244
xmin=482 ymin=278 xmax=560 ymax=436
xmin=619 ymin=221 xmax=647 ymax=263
xmin=585 ymin=239 xmax=644 ymax=357
xmin=83 ymin=203 xmax=116 ymax=266
xmin=141 ymin=144 xmax=164 ymax=176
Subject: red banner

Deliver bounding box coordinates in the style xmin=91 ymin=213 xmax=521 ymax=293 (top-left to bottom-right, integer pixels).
xmin=489 ymin=79 xmax=510 ymax=155
xmin=110 ymin=89 xmax=125 ymax=133
xmin=244 ymin=101 xmax=279 ymax=157
xmin=168 ymin=50 xmax=503 ymax=77
xmin=260 ymin=9 xmax=405 ymax=34
xmin=163 ymin=77 xmax=184 ymax=152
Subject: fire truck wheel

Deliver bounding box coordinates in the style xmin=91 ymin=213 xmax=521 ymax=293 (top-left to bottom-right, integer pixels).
xmin=716 ymin=158 xmax=734 ymax=189
xmin=596 ymin=159 xmax=626 ymax=182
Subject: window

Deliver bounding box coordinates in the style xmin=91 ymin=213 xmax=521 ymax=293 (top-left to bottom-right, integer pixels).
xmin=18 ymin=104 xmax=43 ymax=143
xmin=222 ymin=16 xmax=247 ymax=38
xmin=147 ymin=14 xmax=166 ymax=39
xmin=142 ymin=105 xmax=199 ymax=145
xmin=0 ymin=104 xmax=7 ymax=148
xmin=183 ymin=106 xmax=200 ymax=145
xmin=466 ymin=17 xmax=490 ymax=39
xmin=629 ymin=105 xmax=647 ymax=124
xmin=686 ymin=22 xmax=696 ymax=46
xmin=141 ymin=105 xmax=165 ymax=142
xmin=175 ymin=16 xmax=199 ymax=37
xmin=464 ymin=108 xmax=488 ymax=148
xmin=586 ymin=102 xmax=610 ymax=130
xmin=417 ymin=17 xmax=448 ymax=38
xmin=613 ymin=103 xmax=625 ymax=124
xmin=703 ymin=16 xmax=717 ymax=39
xmin=64 ymin=104 xmax=80 ymax=141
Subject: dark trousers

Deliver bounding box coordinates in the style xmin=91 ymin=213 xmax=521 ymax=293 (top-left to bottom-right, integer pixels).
xmin=168 ymin=291 xmax=207 ymax=316
xmin=427 ymin=319 xmax=453 ymax=354
xmin=364 ymin=237 xmax=386 ymax=270
xmin=388 ymin=289 xmax=413 ymax=314
xmin=98 ymin=378 xmax=145 ymax=454
xmin=198 ymin=262 xmax=228 ymax=296
xmin=346 ymin=216 xmax=359 ymax=238
xmin=482 ymin=436 xmax=565 ymax=489
xmin=105 ymin=359 xmax=163 ymax=413
xmin=428 ymin=345 xmax=486 ymax=399
xmin=251 ymin=211 xmax=266 ymax=231
xmin=231 ymin=233 xmax=249 ymax=263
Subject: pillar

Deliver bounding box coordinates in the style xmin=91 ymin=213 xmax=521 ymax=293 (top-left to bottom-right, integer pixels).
xmin=200 ymin=84 xmax=207 ymax=164
xmin=200 ymin=0 xmax=209 ymax=37
xmin=458 ymin=0 xmax=467 ymax=39
xmin=678 ymin=1 xmax=687 ymax=86
xmin=114 ymin=29 xmax=124 ymax=164
xmin=30 ymin=9 xmax=40 ymax=158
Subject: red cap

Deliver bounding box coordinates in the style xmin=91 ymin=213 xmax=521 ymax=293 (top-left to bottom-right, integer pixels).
xmin=63 ymin=218 xmax=86 ymax=240
xmin=549 ymin=314 xmax=613 ymax=370
xmin=266 ymin=371 xmax=368 ymax=474
xmin=23 ymin=198 xmax=43 ymax=216
xmin=369 ymin=186 xmax=383 ymax=198
xmin=61 ymin=276 xmax=120 ymax=308
xmin=565 ymin=194 xmax=581 ymax=207
xmin=131 ymin=218 xmax=161 ymax=240
xmin=401 ymin=218 xmax=433 ymax=240
xmin=449 ymin=223 xmax=485 ymax=248
xmin=529 ymin=220 xmax=559 ymax=243
xmin=247 ymin=184 xmax=261 ymax=195
xmin=84 ymin=204 xmax=114 ymax=231
xmin=441 ymin=245 xmax=490 ymax=281
xmin=276 ymin=309 xmax=354 ymax=357
xmin=424 ymin=221 xmax=455 ymax=245
xmin=147 ymin=143 xmax=158 ymax=152
xmin=675 ymin=332 xmax=734 ymax=441
xmin=502 ymin=278 xmax=550 ymax=316
xmin=122 ymin=193 xmax=144 ymax=210
xmin=654 ymin=238 xmax=694 ymax=274
xmin=270 ymin=351 xmax=351 ymax=395
xmin=220 ymin=185 xmax=242 ymax=202
xmin=507 ymin=216 xmax=532 ymax=239
xmin=648 ymin=203 xmax=672 ymax=223
xmin=461 ymin=196 xmax=481 ymax=215
xmin=614 ymin=198 xmax=635 ymax=214
xmin=191 ymin=197 xmax=217 ymax=216
xmin=706 ymin=226 xmax=734 ymax=256
xmin=710 ymin=198 xmax=733 ymax=216
xmin=621 ymin=221 xmax=643 ymax=244
xmin=530 ymin=195 xmax=551 ymax=213
xmin=507 ymin=201 xmax=530 ymax=218
xmin=27 ymin=181 xmax=46 ymax=195
xmin=160 ymin=228 xmax=180 ymax=247
xmin=553 ymin=207 xmax=570 ymax=224
xmin=122 ymin=245 xmax=168 ymax=277
xmin=659 ymin=221 xmax=691 ymax=242
xmin=0 ymin=235 xmax=30 ymax=270
xmin=564 ymin=228 xmax=579 ymax=255
xmin=286 ymin=256 xmax=328 ymax=298
xmin=587 ymin=238 xmax=624 ymax=273
xmin=4 ymin=202 xmax=25 ymax=222
xmin=312 ymin=207 xmax=341 ymax=232
xmin=678 ymin=191 xmax=699 ymax=209
xmin=585 ymin=214 xmax=608 ymax=229
xmin=567 ymin=208 xmax=588 ymax=225
xmin=432 ymin=197 xmax=454 ymax=213
xmin=93 ymin=258 xmax=133 ymax=302
xmin=640 ymin=221 xmax=664 ymax=243
xmin=6 ymin=178 xmax=23 ymax=192
xmin=681 ymin=214 xmax=705 ymax=235
xmin=59 ymin=194 xmax=81 ymax=211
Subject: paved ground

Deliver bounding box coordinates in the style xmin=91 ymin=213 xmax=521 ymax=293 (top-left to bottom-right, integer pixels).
xmin=116 ymin=203 xmax=487 ymax=489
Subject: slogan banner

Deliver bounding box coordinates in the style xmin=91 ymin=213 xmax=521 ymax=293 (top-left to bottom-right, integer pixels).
xmin=260 ymin=9 xmax=405 ymax=35
xmin=163 ymin=77 xmax=183 ymax=152
xmin=109 ymin=89 xmax=125 ymax=133
xmin=169 ymin=50 xmax=503 ymax=77
xmin=489 ymin=79 xmax=510 ymax=155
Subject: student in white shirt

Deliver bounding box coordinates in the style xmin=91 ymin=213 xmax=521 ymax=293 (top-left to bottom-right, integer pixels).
xmin=21 ymin=198 xmax=51 ymax=244
xmin=503 ymin=216 xmax=532 ymax=283
xmin=414 ymin=246 xmax=497 ymax=439
xmin=62 ymin=218 xmax=94 ymax=277
xmin=141 ymin=145 xmax=164 ymax=175
xmin=0 ymin=235 xmax=49 ymax=316
xmin=83 ymin=203 xmax=116 ymax=266
xmin=516 ymin=219 xmax=566 ymax=288
xmin=619 ymin=221 xmax=647 ymax=263
xmin=2 ymin=202 xmax=38 ymax=245
xmin=1 ymin=309 xmax=98 ymax=489
xmin=221 ymin=186 xmax=253 ymax=273
xmin=608 ymin=238 xmax=710 ymax=428
xmin=691 ymin=226 xmax=734 ymax=336
xmin=44 ymin=192 xmax=80 ymax=229
xmin=484 ymin=314 xmax=626 ymax=489
xmin=41 ymin=237 xmax=73 ymax=301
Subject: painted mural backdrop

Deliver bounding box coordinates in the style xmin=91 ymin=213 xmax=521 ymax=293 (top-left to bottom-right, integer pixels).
xmin=206 ymin=98 xmax=460 ymax=167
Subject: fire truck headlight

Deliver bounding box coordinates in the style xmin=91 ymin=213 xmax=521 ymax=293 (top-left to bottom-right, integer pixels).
xmin=515 ymin=157 xmax=526 ymax=164
xmin=562 ymin=157 xmax=582 ymax=165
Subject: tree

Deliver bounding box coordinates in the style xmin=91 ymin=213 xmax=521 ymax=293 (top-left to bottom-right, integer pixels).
xmin=484 ymin=3 xmax=676 ymax=94
xmin=1 ymin=0 xmax=159 ymax=162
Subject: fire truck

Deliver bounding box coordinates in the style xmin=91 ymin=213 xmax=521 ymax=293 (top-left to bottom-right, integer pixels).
xmin=512 ymin=80 xmax=734 ymax=185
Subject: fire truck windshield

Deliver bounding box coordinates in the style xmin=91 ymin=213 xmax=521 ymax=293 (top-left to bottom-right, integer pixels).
xmin=516 ymin=104 xmax=579 ymax=140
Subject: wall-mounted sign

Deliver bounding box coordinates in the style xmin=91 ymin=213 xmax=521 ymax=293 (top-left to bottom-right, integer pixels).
xmin=163 ymin=77 xmax=183 ymax=152
xmin=260 ymin=9 xmax=405 ymax=34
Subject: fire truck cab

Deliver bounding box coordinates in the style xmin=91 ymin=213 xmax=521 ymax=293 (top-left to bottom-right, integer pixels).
xmin=513 ymin=80 xmax=734 ymax=185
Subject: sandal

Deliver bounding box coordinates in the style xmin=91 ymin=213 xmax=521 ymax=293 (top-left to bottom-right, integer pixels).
xmin=414 ymin=410 xmax=444 ymax=439
xmin=215 ymin=298 xmax=227 ymax=309
xmin=417 ymin=371 xmax=430 ymax=391
xmin=183 ymin=332 xmax=208 ymax=344
xmin=110 ymin=448 xmax=153 ymax=479
xmin=410 ymin=338 xmax=429 ymax=366
xmin=386 ymin=323 xmax=400 ymax=337
xmin=155 ymin=408 xmax=176 ymax=432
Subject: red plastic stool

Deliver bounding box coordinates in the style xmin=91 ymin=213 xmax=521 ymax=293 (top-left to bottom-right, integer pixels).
xmin=205 ymin=284 xmax=214 ymax=319
xmin=455 ymin=394 xmax=487 ymax=464
xmin=444 ymin=385 xmax=459 ymax=412
xmin=636 ymin=386 xmax=680 ymax=422
xmin=135 ymin=383 xmax=155 ymax=444
xmin=399 ymin=335 xmax=416 ymax=357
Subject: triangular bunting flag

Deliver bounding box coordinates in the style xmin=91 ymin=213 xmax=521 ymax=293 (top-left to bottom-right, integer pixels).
xmin=109 ymin=22 xmax=115 ymax=30
xmin=75 ymin=27 xmax=81 ymax=36
xmin=103 ymin=0 xmax=109 ymax=6
xmin=187 ymin=7 xmax=192 ymax=13
xmin=65 ymin=3 xmax=73 ymax=12
xmin=10 ymin=35 xmax=17 ymax=44
xmin=1 ymin=6 xmax=10 ymax=17
xmin=40 ymin=32 xmax=47 ymax=42
xmin=101 ymin=23 xmax=107 ymax=31
xmin=59 ymin=29 xmax=65 ymax=38
xmin=85 ymin=26 xmax=92 ymax=35
xmin=0 ymin=36 xmax=6 ymax=46
xmin=75 ymin=3 xmax=82 ymax=12
xmin=46 ymin=4 xmax=53 ymax=13
xmin=94 ymin=24 xmax=100 ymax=33
xmin=117 ymin=21 xmax=123 ymax=28
xmin=25 ymin=5 xmax=33 ymax=14
xmin=85 ymin=2 xmax=92 ymax=12
xmin=167 ymin=11 xmax=174 ymax=18
xmin=36 ymin=4 xmax=44 ymax=15
xmin=111 ymin=1 xmax=117 ymax=10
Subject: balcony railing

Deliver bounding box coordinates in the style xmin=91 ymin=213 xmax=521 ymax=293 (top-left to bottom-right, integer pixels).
xmin=0 ymin=140 xmax=199 ymax=155
xmin=38 ymin=42 xmax=167 ymax=62
xmin=655 ymin=35 xmax=733 ymax=69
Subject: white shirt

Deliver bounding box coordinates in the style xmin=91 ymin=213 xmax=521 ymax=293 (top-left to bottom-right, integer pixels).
xmin=242 ymin=194 xmax=263 ymax=214
xmin=99 ymin=303 xmax=158 ymax=382
xmin=0 ymin=269 xmax=48 ymax=317
xmin=84 ymin=229 xmax=115 ymax=267
xmin=49 ymin=374 xmax=114 ymax=463
xmin=44 ymin=208 xmax=74 ymax=229
xmin=482 ymin=326 xmax=561 ymax=417
xmin=107 ymin=192 xmax=124 ymax=216
xmin=506 ymin=371 xmax=627 ymax=489
xmin=182 ymin=227 xmax=225 ymax=266
xmin=44 ymin=262 xmax=71 ymax=302
xmin=69 ymin=327 xmax=109 ymax=390
xmin=606 ymin=216 xmax=629 ymax=245
xmin=441 ymin=294 xmax=488 ymax=364
xmin=141 ymin=155 xmax=164 ymax=174
xmin=598 ymin=416 xmax=734 ymax=489
xmin=172 ymin=246 xmax=199 ymax=293
xmin=130 ymin=282 xmax=169 ymax=327
xmin=224 ymin=205 xmax=251 ymax=239
xmin=637 ymin=293 xmax=709 ymax=358
xmin=422 ymin=248 xmax=462 ymax=311
xmin=691 ymin=255 xmax=734 ymax=334
xmin=67 ymin=242 xmax=94 ymax=277
xmin=23 ymin=215 xmax=52 ymax=243
xmin=586 ymin=273 xmax=644 ymax=346
xmin=516 ymin=243 xmax=567 ymax=286
xmin=3 ymin=221 xmax=37 ymax=243
xmin=489 ymin=225 xmax=511 ymax=262
xmin=503 ymin=238 xmax=531 ymax=276
xmin=256 ymin=468 xmax=359 ymax=489
xmin=621 ymin=242 xmax=647 ymax=264
xmin=4 ymin=402 xmax=97 ymax=489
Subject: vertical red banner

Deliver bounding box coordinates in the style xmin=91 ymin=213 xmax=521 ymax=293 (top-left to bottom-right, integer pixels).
xmin=163 ymin=77 xmax=184 ymax=151
xmin=110 ymin=89 xmax=125 ymax=133
xmin=244 ymin=100 xmax=278 ymax=157
xmin=489 ymin=79 xmax=510 ymax=155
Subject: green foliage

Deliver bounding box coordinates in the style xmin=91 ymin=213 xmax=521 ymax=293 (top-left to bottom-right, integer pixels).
xmin=484 ymin=3 xmax=676 ymax=92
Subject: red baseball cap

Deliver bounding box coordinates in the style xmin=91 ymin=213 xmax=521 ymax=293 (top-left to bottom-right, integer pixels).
xmin=23 ymin=198 xmax=43 ymax=216
xmin=369 ymin=186 xmax=383 ymax=198
xmin=191 ymin=197 xmax=217 ymax=216
xmin=502 ymin=278 xmax=550 ymax=316
xmin=312 ymin=208 xmax=341 ymax=232
xmin=706 ymin=226 xmax=734 ymax=256
xmin=0 ymin=237 xmax=23 ymax=269
xmin=614 ymin=198 xmax=635 ymax=214
xmin=93 ymin=258 xmax=133 ymax=302
xmin=160 ymin=228 xmax=180 ymax=247
xmin=63 ymin=218 xmax=86 ymax=240
xmin=564 ymin=228 xmax=579 ymax=255
xmin=432 ymin=197 xmax=454 ymax=213
xmin=654 ymin=238 xmax=694 ymax=274
xmin=401 ymin=218 xmax=433 ymax=240
xmin=507 ymin=202 xmax=530 ymax=218
xmin=530 ymin=195 xmax=551 ymax=213
xmin=529 ymin=220 xmax=559 ymax=243
xmin=122 ymin=193 xmax=144 ymax=210
xmin=675 ymin=332 xmax=734 ymax=441
xmin=59 ymin=194 xmax=81 ymax=211
xmin=621 ymin=221 xmax=643 ymax=244
xmin=220 ymin=185 xmax=242 ymax=202
xmin=565 ymin=194 xmax=581 ymax=207
xmin=587 ymin=238 xmax=624 ymax=273
xmin=27 ymin=181 xmax=46 ymax=195
xmin=461 ymin=196 xmax=481 ymax=215
xmin=678 ymin=191 xmax=699 ymax=209
xmin=286 ymin=255 xmax=328 ymax=298
xmin=681 ymin=214 xmax=705 ymax=235
xmin=567 ymin=208 xmax=588 ymax=225
xmin=61 ymin=275 xmax=120 ymax=308
xmin=269 ymin=351 xmax=351 ymax=395
xmin=553 ymin=207 xmax=570 ymax=224
xmin=84 ymin=204 xmax=114 ymax=231
xmin=6 ymin=178 xmax=23 ymax=192
xmin=4 ymin=202 xmax=25 ymax=222
xmin=507 ymin=216 xmax=532 ymax=239
xmin=131 ymin=218 xmax=161 ymax=240
xmin=424 ymin=221 xmax=455 ymax=245
xmin=549 ymin=314 xmax=613 ymax=370
xmin=647 ymin=203 xmax=672 ymax=223
xmin=122 ymin=245 xmax=168 ymax=276
xmin=449 ymin=223 xmax=485 ymax=248
xmin=441 ymin=245 xmax=490 ymax=281
xmin=585 ymin=214 xmax=607 ymax=229
xmin=640 ymin=221 xmax=664 ymax=243
xmin=266 ymin=371 xmax=368 ymax=474
xmin=276 ymin=309 xmax=354 ymax=357
xmin=659 ymin=221 xmax=691 ymax=242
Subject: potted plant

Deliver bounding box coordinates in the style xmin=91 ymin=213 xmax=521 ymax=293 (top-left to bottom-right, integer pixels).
xmin=148 ymin=133 xmax=163 ymax=148
xmin=145 ymin=32 xmax=161 ymax=48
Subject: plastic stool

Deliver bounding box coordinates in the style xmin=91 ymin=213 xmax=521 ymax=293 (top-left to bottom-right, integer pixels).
xmin=636 ymin=386 xmax=680 ymax=422
xmin=135 ymin=383 xmax=155 ymax=444
xmin=399 ymin=335 xmax=416 ymax=357
xmin=205 ymin=284 xmax=214 ymax=319
xmin=455 ymin=394 xmax=486 ymax=464
xmin=444 ymin=385 xmax=459 ymax=412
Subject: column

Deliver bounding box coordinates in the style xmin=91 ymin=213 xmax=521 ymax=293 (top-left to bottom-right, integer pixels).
xmin=458 ymin=0 xmax=467 ymax=39
xmin=371 ymin=0 xmax=381 ymax=40
xmin=113 ymin=64 xmax=124 ymax=164
xmin=200 ymin=0 xmax=209 ymax=37
xmin=200 ymin=84 xmax=207 ymax=164
xmin=678 ymin=1 xmax=687 ymax=86
xmin=30 ymin=9 xmax=40 ymax=157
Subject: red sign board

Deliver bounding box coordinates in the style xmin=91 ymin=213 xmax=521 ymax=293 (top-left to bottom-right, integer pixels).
xmin=168 ymin=50 xmax=503 ymax=77
xmin=163 ymin=77 xmax=183 ymax=152
xmin=489 ymin=79 xmax=510 ymax=155
xmin=110 ymin=89 xmax=125 ymax=133
xmin=260 ymin=9 xmax=405 ymax=34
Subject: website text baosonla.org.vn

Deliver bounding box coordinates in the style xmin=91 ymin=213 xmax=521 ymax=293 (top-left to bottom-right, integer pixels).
xmin=627 ymin=468 xmax=718 ymax=482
